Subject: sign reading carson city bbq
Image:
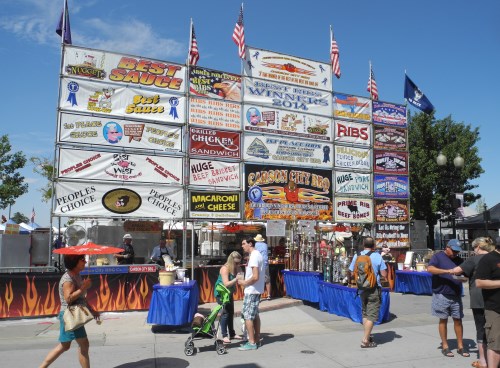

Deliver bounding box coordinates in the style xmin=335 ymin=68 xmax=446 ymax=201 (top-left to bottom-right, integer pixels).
xmin=189 ymin=191 xmax=241 ymax=219
xmin=189 ymin=66 xmax=241 ymax=101
xmin=244 ymin=78 xmax=331 ymax=117
xmin=58 ymin=148 xmax=183 ymax=185
xmin=374 ymin=150 xmax=408 ymax=174
xmin=243 ymin=47 xmax=332 ymax=92
xmin=60 ymin=78 xmax=185 ymax=124
xmin=373 ymin=125 xmax=407 ymax=151
xmin=334 ymin=171 xmax=371 ymax=195
xmin=190 ymin=159 xmax=240 ymax=188
xmin=54 ymin=181 xmax=183 ymax=219
xmin=334 ymin=197 xmax=373 ymax=223
xmin=189 ymin=97 xmax=241 ymax=131
xmin=373 ymin=175 xmax=409 ymax=198
xmin=244 ymin=134 xmax=333 ymax=169
xmin=63 ymin=45 xmax=186 ymax=92
xmin=189 ymin=127 xmax=241 ymax=159
xmin=333 ymin=93 xmax=371 ymax=122
xmin=374 ymin=199 xmax=409 ymax=222
xmin=334 ymin=120 xmax=372 ymax=147
xmin=372 ymin=101 xmax=407 ymax=128
xmin=58 ymin=113 xmax=182 ymax=152
xmin=244 ymin=163 xmax=332 ymax=221
xmin=243 ymin=104 xmax=332 ymax=142
xmin=334 ymin=145 xmax=371 ymax=171
xmin=375 ymin=223 xmax=410 ymax=248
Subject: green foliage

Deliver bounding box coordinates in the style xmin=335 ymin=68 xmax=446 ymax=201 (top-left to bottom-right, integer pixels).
xmin=11 ymin=211 xmax=29 ymax=224
xmin=408 ymin=112 xmax=483 ymax=229
xmin=0 ymin=135 xmax=28 ymax=210
xmin=30 ymin=156 xmax=54 ymax=203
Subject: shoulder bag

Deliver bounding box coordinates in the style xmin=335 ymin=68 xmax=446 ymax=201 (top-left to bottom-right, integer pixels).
xmin=63 ymin=304 xmax=93 ymax=332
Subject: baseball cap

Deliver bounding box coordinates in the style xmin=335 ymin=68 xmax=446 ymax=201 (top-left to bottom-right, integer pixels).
xmin=123 ymin=234 xmax=133 ymax=240
xmin=447 ymin=239 xmax=462 ymax=252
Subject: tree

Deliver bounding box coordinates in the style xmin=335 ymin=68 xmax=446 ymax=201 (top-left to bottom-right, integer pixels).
xmin=408 ymin=112 xmax=483 ymax=248
xmin=30 ymin=156 xmax=54 ymax=202
xmin=11 ymin=211 xmax=29 ymax=224
xmin=0 ymin=135 xmax=28 ymax=210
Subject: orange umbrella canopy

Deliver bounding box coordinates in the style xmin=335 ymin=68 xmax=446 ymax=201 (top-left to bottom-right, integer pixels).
xmin=53 ymin=242 xmax=124 ymax=255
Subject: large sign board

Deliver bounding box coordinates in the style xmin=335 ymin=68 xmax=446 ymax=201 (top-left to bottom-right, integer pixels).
xmin=58 ymin=113 xmax=182 ymax=152
xmin=243 ymin=47 xmax=332 ymax=91
xmin=189 ymin=97 xmax=241 ymax=131
xmin=334 ymin=197 xmax=373 ymax=223
xmin=59 ymin=78 xmax=185 ymax=124
xmin=375 ymin=223 xmax=410 ymax=248
xmin=373 ymin=150 xmax=408 ymax=174
xmin=373 ymin=175 xmax=409 ymax=198
xmin=373 ymin=125 xmax=407 ymax=151
xmin=189 ymin=127 xmax=241 ymax=159
xmin=333 ymin=93 xmax=371 ymax=122
xmin=372 ymin=101 xmax=407 ymax=127
xmin=244 ymin=164 xmax=332 ymax=221
xmin=374 ymin=199 xmax=410 ymax=222
xmin=58 ymin=148 xmax=183 ymax=184
xmin=334 ymin=120 xmax=372 ymax=147
xmin=244 ymin=78 xmax=331 ymax=116
xmin=189 ymin=159 xmax=240 ymax=188
xmin=189 ymin=191 xmax=241 ymax=219
xmin=54 ymin=181 xmax=183 ymax=219
xmin=334 ymin=171 xmax=371 ymax=195
xmin=243 ymin=104 xmax=332 ymax=141
xmin=63 ymin=45 xmax=186 ymax=92
xmin=334 ymin=146 xmax=371 ymax=171
xmin=189 ymin=67 xmax=241 ymax=101
xmin=244 ymin=134 xmax=333 ymax=168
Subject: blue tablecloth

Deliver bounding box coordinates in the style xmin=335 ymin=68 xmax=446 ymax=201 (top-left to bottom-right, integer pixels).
xmin=147 ymin=280 xmax=199 ymax=326
xmin=282 ymin=270 xmax=322 ymax=303
xmin=395 ymin=270 xmax=432 ymax=295
xmin=318 ymin=282 xmax=391 ymax=324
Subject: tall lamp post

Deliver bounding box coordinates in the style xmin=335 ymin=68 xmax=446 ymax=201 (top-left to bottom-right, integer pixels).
xmin=436 ymin=152 xmax=464 ymax=241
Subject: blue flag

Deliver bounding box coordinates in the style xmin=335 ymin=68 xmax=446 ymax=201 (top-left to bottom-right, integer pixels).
xmin=55 ymin=0 xmax=72 ymax=44
xmin=404 ymin=75 xmax=434 ymax=114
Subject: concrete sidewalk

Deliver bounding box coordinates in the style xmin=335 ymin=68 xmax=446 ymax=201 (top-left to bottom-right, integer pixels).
xmin=0 ymin=292 xmax=480 ymax=368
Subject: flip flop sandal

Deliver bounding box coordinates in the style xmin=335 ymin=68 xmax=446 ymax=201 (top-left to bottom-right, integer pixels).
xmin=361 ymin=340 xmax=377 ymax=348
xmin=441 ymin=347 xmax=454 ymax=357
xmin=457 ymin=348 xmax=470 ymax=357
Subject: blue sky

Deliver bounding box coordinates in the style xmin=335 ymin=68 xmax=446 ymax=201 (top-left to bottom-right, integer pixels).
xmin=1 ymin=0 xmax=499 ymax=226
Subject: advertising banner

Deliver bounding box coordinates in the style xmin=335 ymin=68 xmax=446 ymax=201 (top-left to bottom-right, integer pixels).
xmin=189 ymin=191 xmax=241 ymax=219
xmin=372 ymin=101 xmax=407 ymax=127
xmin=189 ymin=67 xmax=241 ymax=101
xmin=189 ymin=127 xmax=241 ymax=159
xmin=244 ymin=164 xmax=333 ymax=221
xmin=59 ymin=78 xmax=185 ymax=124
xmin=243 ymin=134 xmax=333 ymax=168
xmin=54 ymin=181 xmax=183 ymax=219
xmin=334 ymin=146 xmax=371 ymax=171
xmin=243 ymin=104 xmax=332 ymax=141
xmin=243 ymin=47 xmax=332 ymax=91
xmin=375 ymin=223 xmax=410 ymax=248
xmin=373 ymin=175 xmax=409 ymax=198
xmin=334 ymin=120 xmax=372 ymax=147
xmin=374 ymin=199 xmax=410 ymax=222
xmin=373 ymin=125 xmax=407 ymax=151
xmin=63 ymin=45 xmax=186 ymax=92
xmin=333 ymin=93 xmax=371 ymax=122
xmin=244 ymin=78 xmax=331 ymax=116
xmin=334 ymin=171 xmax=371 ymax=195
xmin=58 ymin=113 xmax=182 ymax=152
xmin=189 ymin=159 xmax=240 ymax=188
xmin=334 ymin=197 xmax=373 ymax=223
xmin=374 ymin=150 xmax=408 ymax=174
xmin=58 ymin=148 xmax=183 ymax=184
xmin=188 ymin=97 xmax=241 ymax=131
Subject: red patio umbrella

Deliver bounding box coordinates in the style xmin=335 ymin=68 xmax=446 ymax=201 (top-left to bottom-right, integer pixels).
xmin=53 ymin=242 xmax=124 ymax=255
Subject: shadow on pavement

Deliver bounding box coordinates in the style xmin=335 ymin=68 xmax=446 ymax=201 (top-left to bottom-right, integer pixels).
xmin=372 ymin=330 xmax=403 ymax=345
xmin=113 ymin=357 xmax=189 ymax=368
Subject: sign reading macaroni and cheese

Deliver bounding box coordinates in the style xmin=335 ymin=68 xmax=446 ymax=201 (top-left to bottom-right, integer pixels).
xmin=189 ymin=191 xmax=241 ymax=219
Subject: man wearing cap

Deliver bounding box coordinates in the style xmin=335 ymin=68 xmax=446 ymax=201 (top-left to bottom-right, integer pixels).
xmin=475 ymin=237 xmax=500 ymax=368
xmin=254 ymin=234 xmax=271 ymax=300
xmin=114 ymin=234 xmax=135 ymax=265
xmin=427 ymin=239 xmax=469 ymax=358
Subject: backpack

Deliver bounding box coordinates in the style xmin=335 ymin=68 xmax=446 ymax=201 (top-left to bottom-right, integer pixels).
xmin=353 ymin=251 xmax=377 ymax=290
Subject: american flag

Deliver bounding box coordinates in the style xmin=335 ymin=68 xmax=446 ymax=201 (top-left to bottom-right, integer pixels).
xmin=188 ymin=21 xmax=200 ymax=66
xmin=31 ymin=207 xmax=35 ymax=223
xmin=330 ymin=26 xmax=341 ymax=79
xmin=367 ymin=63 xmax=378 ymax=100
xmin=232 ymin=4 xmax=245 ymax=59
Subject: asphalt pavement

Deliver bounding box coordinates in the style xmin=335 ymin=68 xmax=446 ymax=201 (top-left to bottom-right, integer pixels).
xmin=0 ymin=288 xmax=480 ymax=368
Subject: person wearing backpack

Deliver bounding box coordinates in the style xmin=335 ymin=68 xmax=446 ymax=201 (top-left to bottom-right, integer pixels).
xmin=348 ymin=237 xmax=387 ymax=348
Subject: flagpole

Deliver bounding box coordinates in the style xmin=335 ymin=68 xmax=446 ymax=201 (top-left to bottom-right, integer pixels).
xmin=187 ymin=18 xmax=193 ymax=66
xmin=369 ymin=60 xmax=372 ymax=99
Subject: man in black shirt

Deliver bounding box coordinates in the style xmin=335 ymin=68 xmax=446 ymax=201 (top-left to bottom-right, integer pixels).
xmin=114 ymin=234 xmax=135 ymax=265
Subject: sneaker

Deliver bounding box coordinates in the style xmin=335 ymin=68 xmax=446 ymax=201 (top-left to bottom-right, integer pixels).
xmin=238 ymin=342 xmax=257 ymax=351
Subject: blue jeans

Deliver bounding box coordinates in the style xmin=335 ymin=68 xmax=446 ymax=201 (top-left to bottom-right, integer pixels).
xmin=216 ymin=295 xmax=235 ymax=338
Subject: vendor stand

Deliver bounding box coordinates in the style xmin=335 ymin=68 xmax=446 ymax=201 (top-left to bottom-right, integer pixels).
xmin=394 ymin=270 xmax=433 ymax=295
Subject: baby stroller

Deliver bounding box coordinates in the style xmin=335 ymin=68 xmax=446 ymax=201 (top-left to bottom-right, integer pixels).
xmin=184 ymin=283 xmax=231 ymax=356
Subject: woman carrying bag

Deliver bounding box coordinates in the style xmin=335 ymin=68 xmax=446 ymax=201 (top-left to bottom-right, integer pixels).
xmin=40 ymin=255 xmax=100 ymax=368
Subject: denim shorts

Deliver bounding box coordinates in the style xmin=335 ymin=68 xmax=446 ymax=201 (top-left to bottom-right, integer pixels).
xmin=58 ymin=310 xmax=87 ymax=342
